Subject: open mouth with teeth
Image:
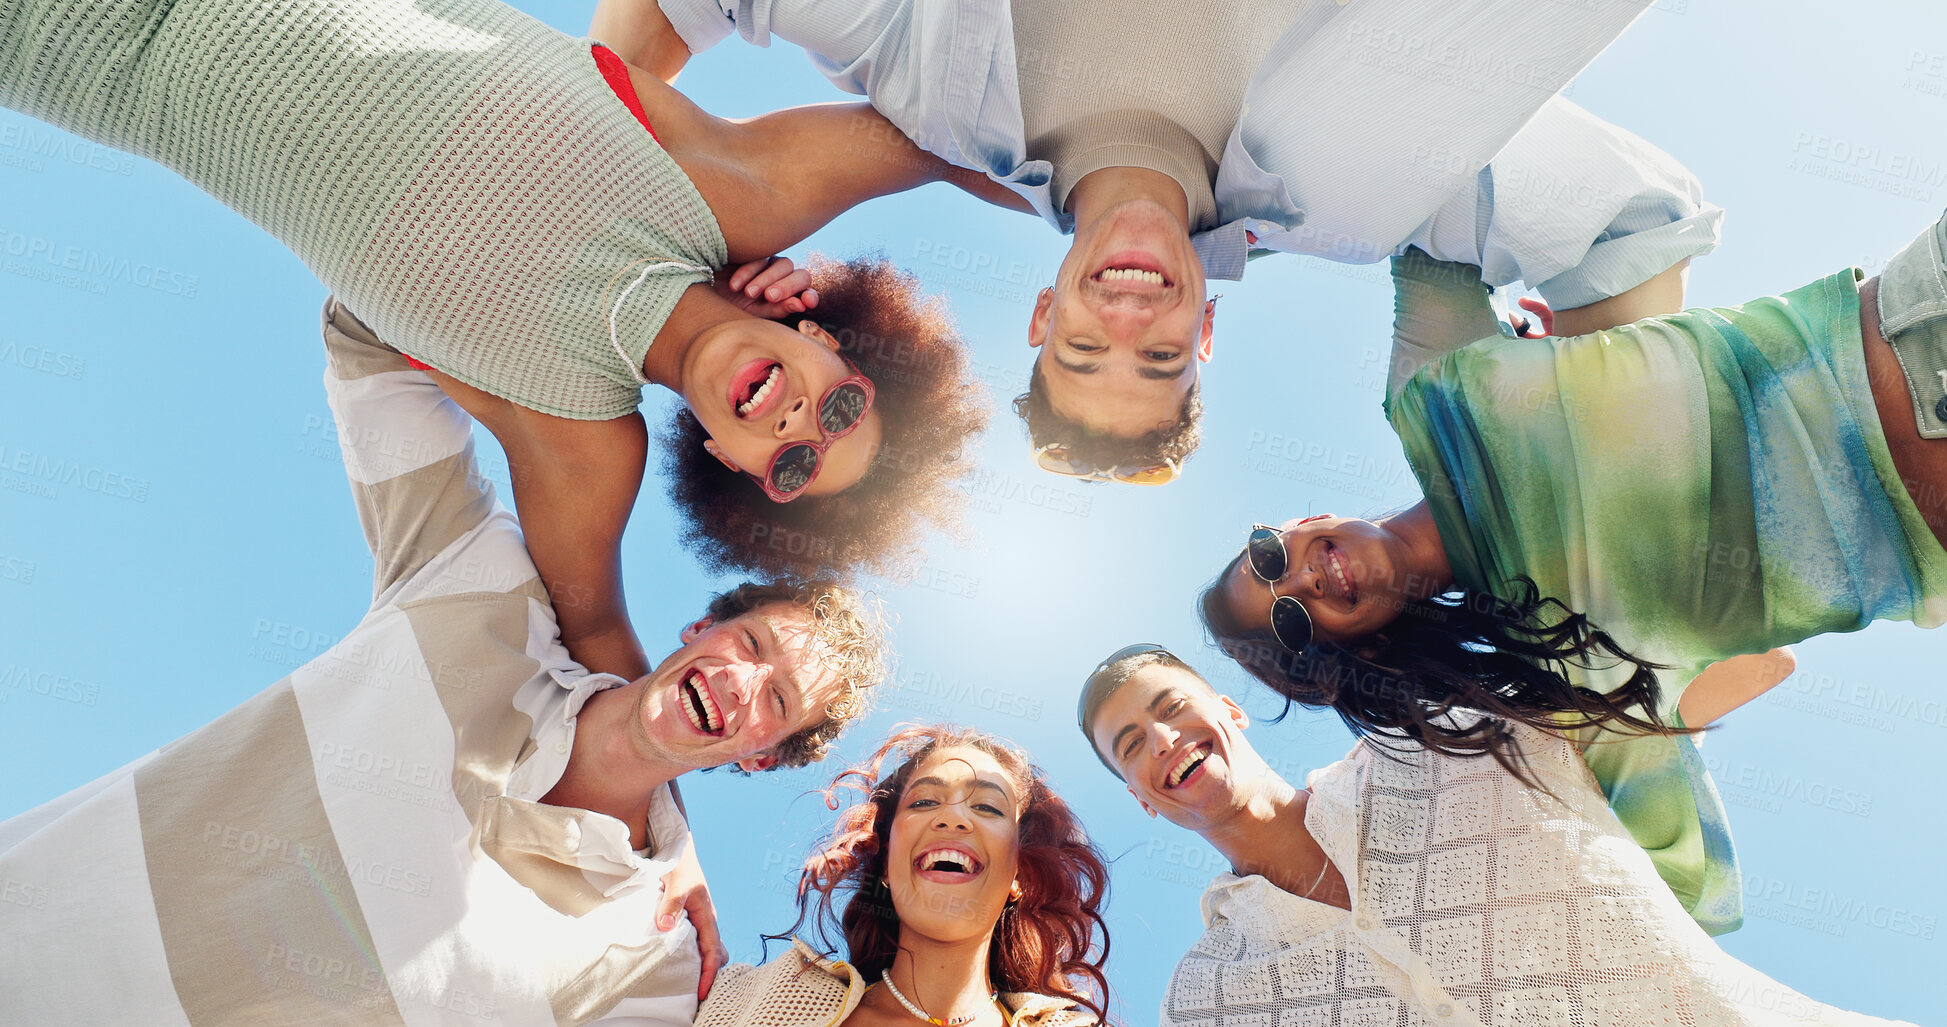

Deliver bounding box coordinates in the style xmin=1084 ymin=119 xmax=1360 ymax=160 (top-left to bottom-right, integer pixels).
xmin=1165 ymin=743 xmax=1211 ymax=789
xmin=679 ymin=671 xmax=724 ymax=735
xmin=1094 ymin=266 xmax=1168 ymax=287
xmin=1323 ymin=542 xmax=1360 ymax=605
xmin=914 ymin=845 xmax=985 ymax=882
xmin=731 ymin=361 xmax=784 ymax=419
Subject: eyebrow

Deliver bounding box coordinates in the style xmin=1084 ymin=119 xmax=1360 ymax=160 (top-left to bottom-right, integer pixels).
xmin=909 ymin=775 xmax=1011 ymax=800
xmin=756 ymin=619 xmax=803 ymax=711
xmin=1109 ymin=689 xmax=1179 ymax=759
xmin=1053 ymin=353 xmax=1102 ymax=375
xmin=1053 ymin=353 xmax=1191 ymax=381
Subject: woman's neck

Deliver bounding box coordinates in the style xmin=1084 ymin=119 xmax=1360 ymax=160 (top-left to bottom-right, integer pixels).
xmin=641 ymin=284 xmax=740 ymax=393
xmin=1378 ymin=499 xmax=1454 ymax=599
xmin=876 ymin=933 xmax=1003 ymax=1026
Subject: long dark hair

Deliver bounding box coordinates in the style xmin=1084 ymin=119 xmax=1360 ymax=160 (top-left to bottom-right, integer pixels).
xmin=766 ymin=725 xmax=1111 ymax=1021
xmin=1200 ymin=558 xmax=1685 ymax=784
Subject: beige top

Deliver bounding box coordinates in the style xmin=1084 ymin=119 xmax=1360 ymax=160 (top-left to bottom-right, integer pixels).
xmin=698 ymin=939 xmax=1099 ymax=1027
xmin=1009 ymin=0 xmax=1308 ymax=227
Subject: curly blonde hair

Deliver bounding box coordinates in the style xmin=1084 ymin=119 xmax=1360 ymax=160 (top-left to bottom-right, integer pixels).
xmin=705 ymin=579 xmax=889 ymax=768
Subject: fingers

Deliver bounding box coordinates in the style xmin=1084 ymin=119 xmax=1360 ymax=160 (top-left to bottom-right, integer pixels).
xmin=1516 ymin=296 xmax=1555 ymax=337
xmin=686 ymin=886 xmax=726 ymax=1000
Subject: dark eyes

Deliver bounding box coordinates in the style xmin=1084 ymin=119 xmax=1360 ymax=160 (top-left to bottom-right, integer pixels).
xmin=907 ymin=797 xmax=1004 ymax=816
xmin=1144 ymin=351 xmax=1178 ymax=362
xmin=772 ymin=687 xmax=786 ymax=717
xmin=1066 ymin=341 xmax=1104 ymax=354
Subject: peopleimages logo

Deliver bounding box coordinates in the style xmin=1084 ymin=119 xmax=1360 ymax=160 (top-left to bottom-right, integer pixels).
xmin=0 ymin=226 xmax=199 ymax=297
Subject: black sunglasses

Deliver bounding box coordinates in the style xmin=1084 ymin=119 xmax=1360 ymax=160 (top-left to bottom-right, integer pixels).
xmin=1245 ymin=526 xmax=1315 ymax=655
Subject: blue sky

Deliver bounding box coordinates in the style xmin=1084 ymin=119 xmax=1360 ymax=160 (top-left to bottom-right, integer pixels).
xmin=3 ymin=1 xmax=1944 ymax=1022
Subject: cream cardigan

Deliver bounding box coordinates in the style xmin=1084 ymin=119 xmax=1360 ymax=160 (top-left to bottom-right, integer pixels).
xmin=698 ymin=939 xmax=1099 ymax=1027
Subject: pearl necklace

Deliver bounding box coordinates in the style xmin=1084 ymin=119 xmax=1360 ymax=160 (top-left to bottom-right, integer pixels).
xmin=879 ymin=970 xmax=997 ymax=1027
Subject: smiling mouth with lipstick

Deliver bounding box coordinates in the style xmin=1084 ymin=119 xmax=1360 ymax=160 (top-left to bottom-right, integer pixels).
xmin=914 ymin=843 xmax=986 ymax=883
xmin=678 ymin=670 xmax=725 ymax=736
xmin=729 ymin=359 xmax=785 ymax=419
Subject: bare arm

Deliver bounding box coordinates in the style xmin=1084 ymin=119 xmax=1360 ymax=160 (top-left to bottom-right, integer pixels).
xmin=1677 ymin=647 xmax=1795 ymax=727
xmin=591 ymin=0 xmax=693 ymax=83
xmin=422 ymin=369 xmax=654 ymax=681
xmin=712 ymin=101 xmax=1034 ymax=258
xmin=1549 ymin=258 xmax=1691 ymax=337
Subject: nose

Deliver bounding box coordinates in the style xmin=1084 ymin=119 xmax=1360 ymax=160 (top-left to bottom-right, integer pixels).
xmin=1147 ymin=721 xmax=1181 ymax=757
xmin=774 ymin=395 xmax=812 ymax=439
xmin=933 ymin=801 xmax=973 ymax=832
xmin=713 ymin=661 xmax=771 ymax=708
xmin=1094 ymin=301 xmax=1157 ymax=340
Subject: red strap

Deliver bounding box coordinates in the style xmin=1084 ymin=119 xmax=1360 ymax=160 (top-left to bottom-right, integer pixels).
xmin=592 ymin=44 xmax=659 ymax=142
xmin=403 ymin=355 xmax=434 ymax=372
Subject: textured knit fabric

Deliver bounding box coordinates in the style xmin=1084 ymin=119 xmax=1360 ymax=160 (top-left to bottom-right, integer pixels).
xmin=657 ymin=0 xmax=1716 ymax=294
xmin=1383 ymin=251 xmax=1947 ymax=931
xmin=0 ymin=0 xmax=727 ymax=419
xmin=697 ymin=939 xmax=1099 ymax=1027
xmin=1160 ymin=724 xmax=1912 ymax=1027
xmin=1009 ymin=0 xmax=1304 ymax=229
xmin=0 ymin=303 xmax=702 ymax=1025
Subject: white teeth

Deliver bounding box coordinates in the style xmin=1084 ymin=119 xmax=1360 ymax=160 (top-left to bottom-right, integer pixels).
xmin=737 ymin=366 xmax=781 ymax=416
xmin=683 ymin=673 xmax=723 ymax=734
xmin=1329 ymin=550 xmax=1352 ymax=600
xmin=917 ymin=846 xmax=982 ymax=873
xmin=1098 ymin=267 xmax=1165 ymax=285
xmin=1168 ymin=746 xmax=1208 ymax=788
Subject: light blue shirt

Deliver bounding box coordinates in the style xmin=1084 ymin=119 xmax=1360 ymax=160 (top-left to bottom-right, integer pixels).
xmin=659 ymin=0 xmax=1722 ymax=305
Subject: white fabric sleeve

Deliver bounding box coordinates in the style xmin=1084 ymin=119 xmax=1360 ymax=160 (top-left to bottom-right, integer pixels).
xmin=656 ymin=0 xmax=739 ymax=52
xmin=1403 ymin=97 xmax=1724 ymax=309
xmin=319 ymin=300 xmax=499 ymax=599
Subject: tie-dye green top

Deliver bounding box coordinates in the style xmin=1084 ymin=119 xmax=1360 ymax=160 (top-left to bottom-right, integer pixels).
xmin=1382 ymin=248 xmax=1947 ymax=933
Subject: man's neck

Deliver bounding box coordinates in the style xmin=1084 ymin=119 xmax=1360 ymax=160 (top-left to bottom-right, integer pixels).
xmin=1067 ymin=166 xmax=1191 ymax=236
xmin=1378 ymin=500 xmax=1455 ymax=600
xmin=541 ymin=684 xmax=685 ymax=851
xmin=874 ymin=932 xmax=1001 ymax=1025
xmin=640 ymin=284 xmax=742 ymax=393
xmin=1200 ymin=770 xmax=1342 ymax=905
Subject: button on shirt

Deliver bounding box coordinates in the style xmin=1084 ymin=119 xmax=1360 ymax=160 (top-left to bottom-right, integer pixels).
xmin=657 ymin=0 xmax=1721 ymax=302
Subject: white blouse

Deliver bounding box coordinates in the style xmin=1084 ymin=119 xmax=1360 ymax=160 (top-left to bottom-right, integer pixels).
xmin=1160 ymin=723 xmax=1910 ymax=1027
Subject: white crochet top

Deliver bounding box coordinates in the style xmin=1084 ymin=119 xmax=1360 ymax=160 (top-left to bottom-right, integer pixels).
xmin=1 ymin=0 xmax=727 ymax=419
xmin=698 ymin=939 xmax=1099 ymax=1027
xmin=1160 ymin=724 xmax=1911 ymax=1027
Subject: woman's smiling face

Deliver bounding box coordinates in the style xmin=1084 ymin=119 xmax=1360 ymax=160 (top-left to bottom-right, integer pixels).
xmin=680 ymin=318 xmax=883 ymax=498
xmin=884 ymin=746 xmax=1024 ymax=945
xmin=1216 ymin=515 xmax=1415 ymax=646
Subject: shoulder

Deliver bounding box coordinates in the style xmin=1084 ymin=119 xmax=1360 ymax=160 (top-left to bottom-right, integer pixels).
xmin=1006 ymin=993 xmax=1099 ymax=1027
xmin=696 ymin=940 xmax=863 ymax=1027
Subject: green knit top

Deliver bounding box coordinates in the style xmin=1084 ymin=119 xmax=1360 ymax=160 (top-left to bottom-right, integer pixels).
xmin=1 ymin=0 xmax=728 ymax=419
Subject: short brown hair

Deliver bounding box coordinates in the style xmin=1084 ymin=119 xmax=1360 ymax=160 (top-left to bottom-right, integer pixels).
xmin=662 ymin=254 xmax=989 ymax=579
xmin=1012 ymin=360 xmax=1202 ymax=473
xmin=704 ymin=579 xmax=888 ymax=769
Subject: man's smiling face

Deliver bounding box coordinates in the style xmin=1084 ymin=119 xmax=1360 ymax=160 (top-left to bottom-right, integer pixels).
xmin=1087 ymin=663 xmax=1258 ymax=831
xmin=632 ymin=603 xmax=839 ymax=773
xmin=1029 ymin=197 xmax=1214 ymax=439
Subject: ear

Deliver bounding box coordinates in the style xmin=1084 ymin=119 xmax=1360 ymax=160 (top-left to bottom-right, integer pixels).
xmin=1128 ymin=785 xmax=1158 ymax=819
xmin=680 ymin=616 xmax=714 ymax=645
xmin=1007 ymin=880 xmax=1023 ymax=903
xmin=797 ymin=319 xmax=841 ymax=352
xmin=1028 ymin=287 xmax=1054 ymax=349
xmin=701 ymin=438 xmax=743 ymax=473
xmin=1197 ymin=298 xmax=1217 ymax=363
xmin=1216 ymin=693 xmax=1251 ymax=731
xmin=736 ymin=752 xmax=778 ymax=773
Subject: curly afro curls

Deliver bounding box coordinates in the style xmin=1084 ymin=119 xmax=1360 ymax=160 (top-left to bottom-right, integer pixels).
xmin=661 ymin=253 xmax=989 ymax=579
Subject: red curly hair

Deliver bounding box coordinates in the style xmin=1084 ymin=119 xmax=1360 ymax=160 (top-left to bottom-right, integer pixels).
xmin=767 ymin=725 xmax=1112 ymax=1020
